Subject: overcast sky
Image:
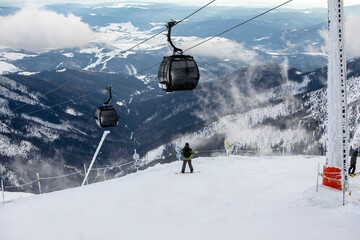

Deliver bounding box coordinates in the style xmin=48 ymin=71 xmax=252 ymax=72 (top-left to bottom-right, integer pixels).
xmin=0 ymin=0 xmax=359 ymax=9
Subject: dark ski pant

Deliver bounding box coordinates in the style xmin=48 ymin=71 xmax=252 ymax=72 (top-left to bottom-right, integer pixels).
xmin=349 ymin=164 xmax=356 ymax=175
xmin=181 ymin=160 xmax=193 ymax=173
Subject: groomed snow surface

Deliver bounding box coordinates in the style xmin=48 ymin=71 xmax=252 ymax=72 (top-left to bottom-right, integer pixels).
xmin=1 ymin=155 xmax=360 ymax=240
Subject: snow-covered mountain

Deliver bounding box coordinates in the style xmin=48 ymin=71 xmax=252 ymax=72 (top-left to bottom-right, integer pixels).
xmin=1 ymin=57 xmax=360 ymax=193
xmin=140 ymin=58 xmax=360 ymax=165
xmin=0 ymin=3 xmax=340 ymax=76
xmin=1 ymin=2 xmax=360 ymax=193
xmin=0 ymin=68 xmax=152 ymax=192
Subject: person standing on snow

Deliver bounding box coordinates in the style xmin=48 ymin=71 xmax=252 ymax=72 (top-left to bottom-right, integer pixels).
xmin=181 ymin=143 xmax=194 ymax=173
xmin=349 ymin=149 xmax=358 ymax=175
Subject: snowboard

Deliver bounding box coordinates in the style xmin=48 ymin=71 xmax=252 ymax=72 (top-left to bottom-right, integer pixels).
xmin=175 ymin=171 xmax=200 ymax=174
xmin=350 ymin=172 xmax=360 ymax=177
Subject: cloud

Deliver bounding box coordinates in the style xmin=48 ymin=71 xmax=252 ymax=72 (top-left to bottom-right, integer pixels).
xmin=346 ymin=15 xmax=360 ymax=58
xmin=318 ymin=15 xmax=360 ymax=59
xmin=178 ymin=36 xmax=258 ymax=62
xmin=194 ymin=59 xmax=290 ymax=121
xmin=0 ymin=5 xmax=93 ymax=50
xmin=217 ymin=116 xmax=309 ymax=153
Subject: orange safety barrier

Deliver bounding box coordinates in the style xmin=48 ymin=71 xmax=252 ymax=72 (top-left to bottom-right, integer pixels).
xmin=322 ymin=166 xmax=342 ymax=190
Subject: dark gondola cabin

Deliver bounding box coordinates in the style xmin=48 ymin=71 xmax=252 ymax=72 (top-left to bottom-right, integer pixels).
xmin=158 ymin=21 xmax=200 ymax=93
xmin=95 ymin=87 xmax=118 ymax=128
xmin=95 ymin=106 xmax=118 ymax=128
xmin=158 ymin=55 xmax=199 ymax=92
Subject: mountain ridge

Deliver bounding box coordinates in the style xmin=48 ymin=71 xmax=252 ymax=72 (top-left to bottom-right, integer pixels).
xmin=1 ymin=57 xmax=360 ymax=192
xmin=1 ymin=2 xmax=360 ymax=192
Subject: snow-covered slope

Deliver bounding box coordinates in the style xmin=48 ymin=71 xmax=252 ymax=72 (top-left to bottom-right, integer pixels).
xmin=1 ymin=155 xmax=359 ymax=240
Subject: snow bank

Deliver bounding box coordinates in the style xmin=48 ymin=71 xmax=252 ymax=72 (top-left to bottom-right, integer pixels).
xmin=0 ymin=191 xmax=34 ymax=201
xmin=0 ymin=156 xmax=359 ymax=240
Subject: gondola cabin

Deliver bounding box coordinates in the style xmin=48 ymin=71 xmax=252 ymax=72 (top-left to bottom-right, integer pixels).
xmin=158 ymin=55 xmax=200 ymax=92
xmin=94 ymin=86 xmax=118 ymax=128
xmin=158 ymin=21 xmax=200 ymax=93
xmin=95 ymin=106 xmax=118 ymax=128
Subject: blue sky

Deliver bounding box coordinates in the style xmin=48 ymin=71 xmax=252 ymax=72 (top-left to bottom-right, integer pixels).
xmin=0 ymin=0 xmax=359 ymax=9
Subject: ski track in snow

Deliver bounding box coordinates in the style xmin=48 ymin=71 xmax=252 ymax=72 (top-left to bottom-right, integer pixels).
xmin=0 ymin=155 xmax=359 ymax=240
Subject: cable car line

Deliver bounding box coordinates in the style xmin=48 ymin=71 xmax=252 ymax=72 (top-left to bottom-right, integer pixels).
xmin=176 ymin=0 xmax=216 ymax=25
xmin=18 ymin=0 xmax=293 ymax=116
xmin=124 ymin=0 xmax=216 ymax=52
xmin=90 ymin=0 xmax=296 ymax=96
xmin=11 ymin=78 xmax=76 ymax=112
xmin=135 ymin=0 xmax=294 ymax=79
xmin=11 ymin=0 xmax=217 ymax=117
xmin=101 ymin=0 xmax=216 ymax=65
xmin=183 ymin=0 xmax=293 ymax=53
xmin=157 ymin=0 xmax=292 ymax=92
xmin=24 ymin=89 xmax=102 ymax=116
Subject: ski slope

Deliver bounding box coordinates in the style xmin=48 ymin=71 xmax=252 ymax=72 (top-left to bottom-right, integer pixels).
xmin=0 ymin=155 xmax=360 ymax=240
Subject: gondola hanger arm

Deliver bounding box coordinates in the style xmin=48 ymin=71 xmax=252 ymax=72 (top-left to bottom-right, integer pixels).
xmin=166 ymin=20 xmax=183 ymax=55
xmin=104 ymin=86 xmax=112 ymax=105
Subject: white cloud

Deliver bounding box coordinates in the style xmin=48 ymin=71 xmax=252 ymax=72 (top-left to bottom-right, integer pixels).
xmin=346 ymin=15 xmax=360 ymax=58
xmin=0 ymin=5 xmax=93 ymax=50
xmin=179 ymin=36 xmax=258 ymax=62
xmin=317 ymin=15 xmax=360 ymax=59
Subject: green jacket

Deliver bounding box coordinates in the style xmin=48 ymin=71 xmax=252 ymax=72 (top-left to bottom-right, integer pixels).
xmin=181 ymin=148 xmax=194 ymax=161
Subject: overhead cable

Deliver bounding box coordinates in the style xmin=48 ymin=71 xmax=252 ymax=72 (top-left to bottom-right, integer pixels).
xmin=15 ymin=0 xmax=217 ymax=116
xmin=25 ymin=89 xmax=102 ymax=116
xmin=131 ymin=0 xmax=294 ymax=76
xmin=101 ymin=0 xmax=216 ymax=65
xmin=184 ymin=0 xmax=293 ymax=53
xmin=11 ymin=78 xmax=76 ymax=112
xmin=16 ymin=0 xmax=293 ymax=116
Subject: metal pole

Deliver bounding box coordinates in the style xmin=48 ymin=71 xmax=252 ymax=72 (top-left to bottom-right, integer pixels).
xmin=1 ymin=179 xmax=4 ymax=203
xmin=82 ymin=130 xmax=110 ymax=186
xmin=289 ymin=143 xmax=292 ymax=155
xmin=83 ymin=164 xmax=89 ymax=185
xmin=37 ymin=173 xmax=42 ymax=194
xmin=316 ymin=162 xmax=320 ymax=192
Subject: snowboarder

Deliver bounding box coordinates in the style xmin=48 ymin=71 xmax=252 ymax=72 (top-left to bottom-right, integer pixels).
xmin=349 ymin=149 xmax=358 ymax=175
xmin=181 ymin=143 xmax=194 ymax=173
